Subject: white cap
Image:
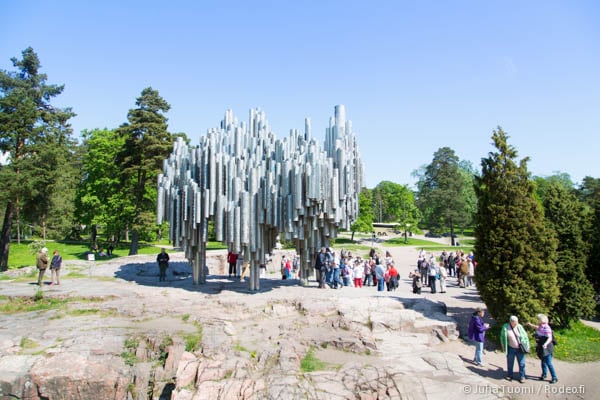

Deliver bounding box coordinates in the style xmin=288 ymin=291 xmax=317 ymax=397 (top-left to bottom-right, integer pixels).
xmin=41 ymin=247 xmax=48 ymax=253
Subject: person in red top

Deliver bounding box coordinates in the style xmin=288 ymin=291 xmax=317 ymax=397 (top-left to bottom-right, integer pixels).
xmin=387 ymin=264 xmax=399 ymax=291
xmin=227 ymin=251 xmax=238 ymax=278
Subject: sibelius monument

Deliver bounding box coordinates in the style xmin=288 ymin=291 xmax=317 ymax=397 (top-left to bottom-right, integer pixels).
xmin=157 ymin=105 xmax=364 ymax=290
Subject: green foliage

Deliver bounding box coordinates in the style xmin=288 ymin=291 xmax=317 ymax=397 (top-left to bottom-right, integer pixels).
xmin=184 ymin=324 xmax=203 ymax=352
xmin=20 ymin=337 xmax=39 ymax=350
xmin=371 ymin=181 xmax=419 ymax=225
xmin=351 ymin=188 xmax=374 ymax=235
xmin=75 ymin=128 xmax=127 ymax=239
xmin=579 ymin=177 xmax=600 ymax=293
xmin=553 ymin=321 xmax=600 ymax=362
xmin=116 ymin=87 xmax=176 ymax=255
xmin=474 ymin=127 xmax=559 ymax=323
xmin=0 ymin=296 xmax=68 ymax=313
xmin=415 ymin=147 xmax=471 ymax=241
xmin=0 ymin=47 xmax=75 ymax=269
xmin=300 ymin=346 xmax=328 ymax=372
xmin=534 ymin=172 xmax=575 ymax=205
xmin=543 ymin=184 xmax=595 ymax=325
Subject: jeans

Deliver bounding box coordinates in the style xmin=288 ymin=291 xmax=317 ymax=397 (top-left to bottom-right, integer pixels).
xmin=377 ymin=278 xmax=385 ymax=291
xmin=325 ymin=267 xmax=333 ymax=286
xmin=507 ymin=346 xmax=526 ymax=380
xmin=364 ymin=274 xmax=373 ymax=286
xmin=474 ymin=341 xmax=484 ymax=364
xmin=541 ymin=354 xmax=557 ymax=380
xmin=332 ymin=268 xmax=341 ymax=288
xmin=429 ymin=276 xmax=437 ymax=293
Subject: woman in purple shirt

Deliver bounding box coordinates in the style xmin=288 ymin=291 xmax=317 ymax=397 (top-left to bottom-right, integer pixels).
xmin=527 ymin=314 xmax=558 ymax=383
xmin=468 ymin=307 xmax=490 ymax=366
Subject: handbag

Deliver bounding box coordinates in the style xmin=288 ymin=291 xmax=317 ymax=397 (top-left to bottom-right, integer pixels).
xmin=512 ymin=326 xmax=529 ymax=353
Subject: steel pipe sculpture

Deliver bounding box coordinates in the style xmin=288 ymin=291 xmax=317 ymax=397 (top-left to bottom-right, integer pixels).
xmin=157 ymin=105 xmax=364 ymax=290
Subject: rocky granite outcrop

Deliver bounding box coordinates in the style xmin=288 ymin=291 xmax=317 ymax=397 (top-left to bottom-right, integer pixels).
xmin=0 ymin=254 xmax=501 ymax=399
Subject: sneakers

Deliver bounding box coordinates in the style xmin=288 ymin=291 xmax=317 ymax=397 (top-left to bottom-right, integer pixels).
xmin=518 ymin=378 xmax=525 ymax=384
xmin=505 ymin=376 xmax=512 ymax=382
xmin=539 ymin=375 xmax=547 ymax=381
xmin=550 ymin=379 xmax=558 ymax=384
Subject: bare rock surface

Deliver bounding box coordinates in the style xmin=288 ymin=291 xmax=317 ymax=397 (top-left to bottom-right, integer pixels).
xmin=0 ymin=243 xmax=598 ymax=399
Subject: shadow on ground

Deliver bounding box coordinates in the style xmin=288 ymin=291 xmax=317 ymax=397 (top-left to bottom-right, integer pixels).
xmin=113 ymin=260 xmax=308 ymax=295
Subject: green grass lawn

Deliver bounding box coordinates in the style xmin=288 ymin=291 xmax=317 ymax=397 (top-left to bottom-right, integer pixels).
xmin=485 ymin=320 xmax=600 ymax=363
xmin=553 ymin=321 xmax=600 ymax=362
xmin=3 ymin=240 xmax=227 ymax=270
xmin=384 ymin=237 xmax=446 ymax=247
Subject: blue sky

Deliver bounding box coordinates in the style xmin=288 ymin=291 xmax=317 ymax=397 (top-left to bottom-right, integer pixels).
xmin=2 ymin=0 xmax=599 ymax=188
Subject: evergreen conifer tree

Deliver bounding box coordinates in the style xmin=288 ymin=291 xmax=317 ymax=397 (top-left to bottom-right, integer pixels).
xmin=543 ymin=184 xmax=595 ymax=325
xmin=474 ymin=127 xmax=559 ymax=323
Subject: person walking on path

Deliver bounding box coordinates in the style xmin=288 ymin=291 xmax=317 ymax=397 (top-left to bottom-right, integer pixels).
xmin=468 ymin=307 xmax=490 ymax=366
xmin=36 ymin=247 xmax=49 ymax=286
xmin=527 ymin=314 xmax=558 ymax=384
xmin=157 ymin=248 xmax=170 ymax=282
xmin=49 ymin=250 xmax=62 ymax=285
xmin=500 ymin=315 xmax=530 ymax=383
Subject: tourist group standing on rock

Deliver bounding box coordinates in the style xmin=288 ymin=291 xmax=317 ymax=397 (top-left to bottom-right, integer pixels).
xmin=313 ymin=247 xmax=400 ymax=292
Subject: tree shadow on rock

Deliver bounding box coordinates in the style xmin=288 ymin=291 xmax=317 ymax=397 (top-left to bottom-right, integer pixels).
xmin=113 ymin=259 xmax=307 ymax=295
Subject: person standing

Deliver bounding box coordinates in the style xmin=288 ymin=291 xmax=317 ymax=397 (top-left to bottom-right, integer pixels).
xmin=49 ymin=250 xmax=62 ymax=285
xmin=36 ymin=247 xmax=49 ymax=286
xmin=468 ymin=307 xmax=490 ymax=366
xmin=227 ymin=251 xmax=238 ymax=278
xmin=427 ymin=261 xmax=438 ymax=294
xmin=438 ymin=260 xmax=448 ymax=293
xmin=527 ymin=314 xmax=558 ymax=383
xmin=374 ymin=261 xmax=385 ymax=292
xmin=500 ymin=315 xmax=530 ymax=383
xmin=314 ymin=247 xmax=327 ymax=288
xmin=387 ymin=263 xmax=399 ymax=291
xmin=157 ymin=248 xmax=170 ymax=282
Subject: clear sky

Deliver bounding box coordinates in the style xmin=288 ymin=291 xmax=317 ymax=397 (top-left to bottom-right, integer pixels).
xmin=2 ymin=0 xmax=599 ymax=188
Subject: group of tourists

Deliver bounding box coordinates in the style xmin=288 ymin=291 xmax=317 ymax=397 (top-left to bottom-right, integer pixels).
xmin=314 ymin=247 xmax=399 ymax=292
xmin=408 ymin=249 xmax=476 ymax=294
xmin=469 ymin=308 xmax=558 ymax=384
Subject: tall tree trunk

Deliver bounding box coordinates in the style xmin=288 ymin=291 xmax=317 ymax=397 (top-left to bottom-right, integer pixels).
xmin=450 ymin=221 xmax=455 ymax=247
xmin=91 ymin=224 xmax=97 ymax=244
xmin=16 ymin=202 xmax=20 ymax=244
xmin=0 ymin=202 xmax=15 ymax=271
xmin=42 ymin=214 xmax=47 ymax=242
xmin=129 ymin=230 xmax=139 ymax=255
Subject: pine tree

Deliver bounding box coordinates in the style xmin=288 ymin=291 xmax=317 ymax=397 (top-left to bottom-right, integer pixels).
xmin=543 ymin=184 xmax=595 ymax=325
xmin=474 ymin=127 xmax=559 ymax=323
xmin=116 ymin=88 xmax=173 ymax=255
xmin=416 ymin=147 xmax=469 ymax=245
xmin=0 ymin=47 xmax=75 ymax=269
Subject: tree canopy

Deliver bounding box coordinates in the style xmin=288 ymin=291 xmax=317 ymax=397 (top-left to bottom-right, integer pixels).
xmin=415 ymin=147 xmax=472 ymax=243
xmin=474 ymin=127 xmax=559 ymax=323
xmin=542 ymin=183 xmax=595 ymax=325
xmin=0 ymin=47 xmax=75 ymax=270
xmin=115 ymin=87 xmax=174 ymax=255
